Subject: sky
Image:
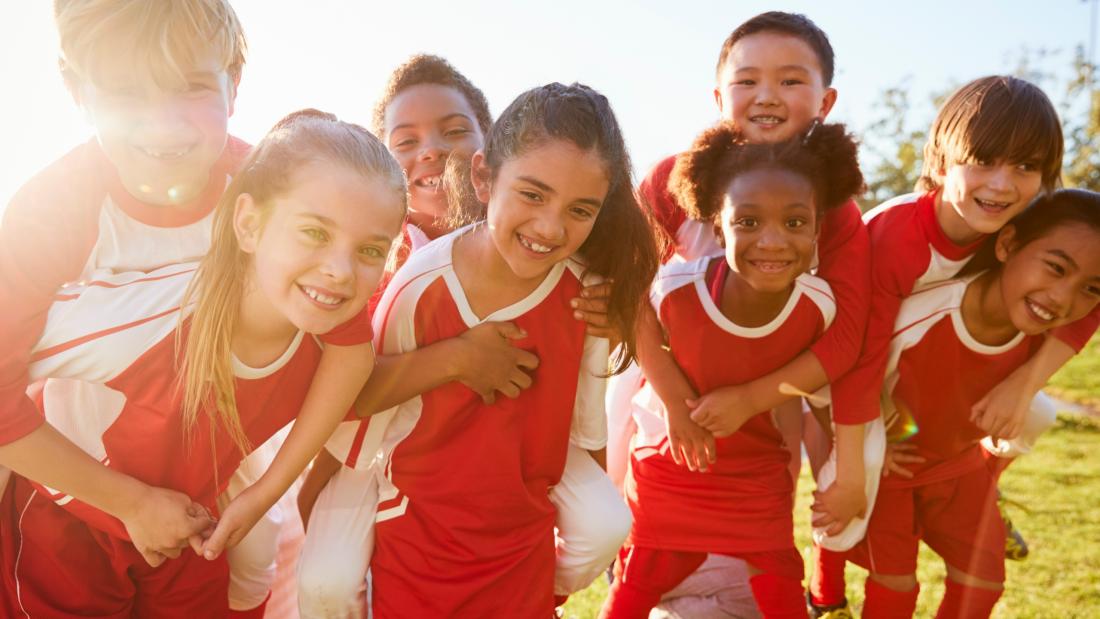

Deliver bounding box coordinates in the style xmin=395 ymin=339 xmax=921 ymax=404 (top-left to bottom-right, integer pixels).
xmin=0 ymin=0 xmax=1096 ymax=212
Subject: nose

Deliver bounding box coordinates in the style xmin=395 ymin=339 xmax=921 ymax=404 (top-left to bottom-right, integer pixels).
xmin=417 ymin=133 xmax=448 ymax=162
xmin=1047 ymin=281 xmax=1074 ymax=317
xmin=756 ymin=222 xmax=787 ymax=250
xmin=754 ymin=81 xmax=779 ymax=106
xmin=986 ymin=165 xmax=1014 ymax=193
xmin=532 ymin=208 xmax=566 ymax=242
xmin=320 ymin=247 xmax=355 ymax=285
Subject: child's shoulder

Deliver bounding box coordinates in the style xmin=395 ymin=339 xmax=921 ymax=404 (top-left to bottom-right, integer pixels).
xmin=5 ymin=140 xmax=108 ymax=222
xmin=893 ymin=277 xmax=967 ymax=340
xmin=862 ymin=191 xmax=928 ymax=230
xmin=653 ymin=256 xmax=708 ymax=294
xmin=794 ymin=272 xmax=836 ymax=326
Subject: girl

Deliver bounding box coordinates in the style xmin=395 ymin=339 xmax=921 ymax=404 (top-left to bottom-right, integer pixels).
xmin=599 ymin=122 xmax=864 ymax=619
xmin=297 ymin=56 xmax=631 ymax=618
xmin=0 ymin=110 xmax=406 ymax=617
xmin=847 ymin=189 xmax=1100 ymax=617
xmin=361 ymin=82 xmax=657 ymax=617
xmin=806 ymin=75 xmax=1087 ymax=617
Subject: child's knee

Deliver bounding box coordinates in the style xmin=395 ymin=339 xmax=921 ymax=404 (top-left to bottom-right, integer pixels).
xmin=297 ymin=558 xmax=366 ymax=618
xmin=870 ymin=572 xmax=918 ymax=592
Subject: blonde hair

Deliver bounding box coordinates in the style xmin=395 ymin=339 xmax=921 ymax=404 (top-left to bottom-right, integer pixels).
xmin=178 ymin=109 xmax=406 ymax=455
xmin=55 ymin=0 xmax=247 ymax=90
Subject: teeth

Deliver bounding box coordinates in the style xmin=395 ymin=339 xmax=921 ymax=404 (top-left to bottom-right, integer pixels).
xmin=302 ymin=286 xmax=343 ymax=306
xmin=140 ymin=146 xmax=189 ymax=158
xmin=752 ymin=260 xmax=790 ymax=272
xmin=751 ymin=116 xmax=784 ymax=125
xmin=417 ymin=175 xmax=441 ymax=188
xmin=1026 ymin=299 xmax=1054 ymax=321
xmin=518 ymin=235 xmax=553 ymax=254
xmin=975 ymin=197 xmax=1010 ymax=210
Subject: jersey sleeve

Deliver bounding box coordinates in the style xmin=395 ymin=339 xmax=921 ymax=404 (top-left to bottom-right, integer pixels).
xmin=1050 ymin=305 xmax=1100 ymax=352
xmin=0 ymin=145 xmax=105 ymax=445
xmin=638 ymin=156 xmax=684 ymax=263
xmin=809 ymin=200 xmax=872 ymax=381
xmin=569 ymin=334 xmax=610 ymax=450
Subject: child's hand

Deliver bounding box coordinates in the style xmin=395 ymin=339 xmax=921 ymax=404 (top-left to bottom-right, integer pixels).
xmin=811 ymin=482 xmax=866 ymax=536
xmin=121 ymin=485 xmax=215 ymax=567
xmin=455 ymin=322 xmax=539 ymax=403
xmin=970 ymin=372 xmax=1032 ymax=441
xmin=666 ymin=407 xmax=717 ymax=472
xmin=882 ymin=443 xmax=925 ymax=479
xmin=571 ymin=281 xmax=619 ymax=341
xmin=200 ymin=485 xmax=271 ymax=561
xmin=686 ymin=387 xmax=755 ymax=438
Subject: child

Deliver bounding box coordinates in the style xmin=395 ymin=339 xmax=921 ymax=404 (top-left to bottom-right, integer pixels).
xmin=0 ymin=110 xmax=407 ymax=617
xmin=807 ymin=75 xmax=1090 ymax=617
xmin=0 ymin=3 xmax=381 ymax=616
xmin=847 ymin=189 xmax=1100 ymax=617
xmin=297 ymin=56 xmax=631 ymax=618
xmin=600 ymin=121 xmax=863 ymax=619
xmin=357 ymin=82 xmax=658 ymax=618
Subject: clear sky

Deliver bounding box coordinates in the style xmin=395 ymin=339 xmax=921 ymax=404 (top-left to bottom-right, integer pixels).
xmin=1 ymin=0 xmax=1096 ymax=211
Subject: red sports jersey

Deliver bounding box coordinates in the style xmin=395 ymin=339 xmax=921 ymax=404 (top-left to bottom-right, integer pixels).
xmin=627 ymin=257 xmax=835 ymax=554
xmin=831 ymin=191 xmax=1100 ymax=425
xmin=638 ymin=154 xmax=870 ymax=382
xmin=365 ymin=227 xmax=607 ymax=618
xmin=14 ymin=264 xmax=337 ymax=538
xmin=881 ymin=277 xmax=1043 ymax=487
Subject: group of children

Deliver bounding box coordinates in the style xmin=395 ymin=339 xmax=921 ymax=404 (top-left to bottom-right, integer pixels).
xmin=0 ymin=2 xmax=1097 ymax=619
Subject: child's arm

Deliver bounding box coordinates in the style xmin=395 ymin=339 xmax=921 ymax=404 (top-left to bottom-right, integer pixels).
xmin=971 ymin=306 xmax=1100 ymax=439
xmin=201 ymin=341 xmax=374 ymax=559
xmin=810 ymin=422 xmax=866 ymax=535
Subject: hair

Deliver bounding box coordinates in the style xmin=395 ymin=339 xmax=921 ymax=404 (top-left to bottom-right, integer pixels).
xmin=919 ymin=76 xmax=1063 ymax=194
xmin=372 ymin=54 xmax=493 ymax=138
xmin=963 ymin=189 xmax=1100 ymax=274
xmin=669 ymin=121 xmax=864 ymax=224
xmin=178 ymin=109 xmax=406 ymax=456
xmin=716 ymin=11 xmax=835 ymax=86
xmin=478 ymin=82 xmax=659 ymax=373
xmin=55 ymin=0 xmax=247 ymax=91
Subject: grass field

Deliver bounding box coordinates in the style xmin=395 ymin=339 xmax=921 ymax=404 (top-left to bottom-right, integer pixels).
xmin=563 ymin=338 xmax=1100 ymax=618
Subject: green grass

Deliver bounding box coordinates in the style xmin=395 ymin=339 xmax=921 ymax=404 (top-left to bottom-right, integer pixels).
xmin=1049 ymin=334 xmax=1100 ymax=409
xmin=563 ymin=413 xmax=1100 ymax=618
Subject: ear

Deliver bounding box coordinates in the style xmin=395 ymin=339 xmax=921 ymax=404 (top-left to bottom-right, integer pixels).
xmin=471 ymin=150 xmax=492 ymax=204
xmin=226 ymin=71 xmax=241 ymax=118
xmin=713 ymin=86 xmax=724 ymax=115
xmin=233 ymin=193 xmax=263 ymax=253
xmin=59 ymin=58 xmax=84 ymax=107
xmin=713 ymin=220 xmax=725 ymax=248
xmin=994 ymin=224 xmax=1018 ymax=264
xmin=817 ymin=87 xmax=838 ymax=121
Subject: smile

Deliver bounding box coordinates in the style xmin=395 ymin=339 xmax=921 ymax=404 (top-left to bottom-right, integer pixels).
xmin=137 ymin=145 xmax=194 ymax=160
xmin=974 ymin=197 xmax=1012 ymax=213
xmin=517 ymin=233 xmax=555 ymax=255
xmin=1024 ymin=297 xmax=1055 ymax=323
xmin=298 ymin=284 xmax=347 ymax=308
xmin=749 ymin=259 xmax=793 ymax=273
xmin=749 ymin=115 xmax=785 ymax=127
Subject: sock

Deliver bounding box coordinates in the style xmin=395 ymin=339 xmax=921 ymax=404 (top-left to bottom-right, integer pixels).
xmin=935 ymin=579 xmax=1002 ymax=619
xmin=810 ymin=546 xmax=847 ymax=607
xmin=227 ymin=592 xmax=271 ymax=619
xmin=862 ymin=578 xmax=918 ymax=618
xmin=748 ymin=573 xmax=809 ymax=619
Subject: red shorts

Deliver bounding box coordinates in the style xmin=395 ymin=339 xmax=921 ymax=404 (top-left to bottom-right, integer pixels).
xmin=847 ymin=465 xmax=1005 ymax=583
xmin=0 ymin=476 xmax=230 ymax=618
xmin=615 ymin=544 xmax=805 ymax=590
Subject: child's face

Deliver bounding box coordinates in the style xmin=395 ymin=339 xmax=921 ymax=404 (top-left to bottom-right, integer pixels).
xmin=383 ymin=84 xmax=486 ymax=222
xmin=474 ymin=139 xmax=608 ymax=282
xmin=714 ymin=32 xmax=836 ymax=144
xmin=235 ymin=161 xmax=405 ymax=336
xmin=76 ymin=52 xmax=237 ymax=207
xmin=940 ymin=161 xmax=1043 ymax=235
xmin=996 ymin=223 xmax=1100 ymax=335
xmin=719 ymin=167 xmax=817 ymax=293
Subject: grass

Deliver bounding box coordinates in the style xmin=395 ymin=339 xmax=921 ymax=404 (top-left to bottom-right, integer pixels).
xmin=1048 ymin=334 xmax=1100 ymax=410
xmin=564 ymin=395 xmax=1100 ymax=617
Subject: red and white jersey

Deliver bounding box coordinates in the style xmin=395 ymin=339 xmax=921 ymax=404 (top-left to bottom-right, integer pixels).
xmin=639 ymin=154 xmax=869 ymax=382
xmin=881 ymin=277 xmax=1042 ymax=487
xmin=627 ymin=257 xmax=834 ymax=554
xmin=21 ymin=264 xmax=325 ymax=539
xmin=364 ymin=226 xmax=608 ymax=618
xmin=831 ymin=191 xmax=1100 ymax=425
xmin=0 ymin=137 xmax=249 ymax=446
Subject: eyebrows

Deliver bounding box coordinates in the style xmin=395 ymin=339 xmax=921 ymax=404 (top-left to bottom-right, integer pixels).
xmin=733 ymin=64 xmax=813 ymax=75
xmin=1047 ymin=249 xmax=1100 ymax=282
xmin=295 ymin=212 xmax=394 ymax=243
xmin=515 ymin=175 xmax=603 ymax=209
xmin=389 ymin=112 xmax=475 ymax=135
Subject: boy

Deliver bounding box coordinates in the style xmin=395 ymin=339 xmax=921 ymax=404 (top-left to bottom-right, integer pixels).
xmin=613 ymin=10 xmax=872 ymax=618
xmin=0 ymin=2 xmax=286 ymax=616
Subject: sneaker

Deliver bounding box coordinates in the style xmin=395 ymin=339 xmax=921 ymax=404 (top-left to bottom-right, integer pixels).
xmin=998 ymin=489 xmax=1030 ymax=561
xmin=807 ymin=593 xmax=854 ymax=619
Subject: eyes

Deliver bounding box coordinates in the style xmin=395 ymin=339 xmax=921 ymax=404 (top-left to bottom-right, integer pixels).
xmin=732 ymin=77 xmax=806 ymax=87
xmin=1042 ymin=260 xmax=1100 ymax=298
xmin=732 ymin=216 xmax=809 ymax=229
xmin=515 ymin=188 xmax=598 ymax=220
xmin=300 ymin=227 xmax=387 ymax=261
xmin=390 ymin=126 xmax=475 ymax=151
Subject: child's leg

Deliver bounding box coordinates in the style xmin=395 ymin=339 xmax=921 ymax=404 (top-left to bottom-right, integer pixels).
xmin=863 ymin=574 xmax=919 ymax=618
xmin=605 ymin=363 xmax=644 ymax=490
xmin=219 ymin=434 xmax=285 ymax=616
xmin=741 ymin=549 xmax=809 ymax=619
xmin=297 ymin=462 xmax=379 ymax=619
xmin=846 ymin=484 xmax=921 ymax=617
xmin=812 ymin=417 xmax=887 ymax=550
xmin=600 ymin=546 xmax=706 ymax=619
xmin=936 ymin=566 xmax=1002 ymax=619
xmin=808 ymin=545 xmax=848 ymax=608
xmin=551 ymin=443 xmax=633 ymax=597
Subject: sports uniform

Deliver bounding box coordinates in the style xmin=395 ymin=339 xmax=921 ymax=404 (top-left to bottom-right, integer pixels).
xmin=846 ymin=277 xmax=1043 ymax=617
xmin=602 ymin=257 xmax=835 ymax=619
xmin=0 ymin=263 xmax=360 ymax=617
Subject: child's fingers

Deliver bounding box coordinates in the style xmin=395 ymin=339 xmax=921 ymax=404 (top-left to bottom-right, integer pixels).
xmin=493 ymin=321 xmax=528 ymax=341
xmin=201 ymin=521 xmax=233 ymax=561
xmin=580 ymin=282 xmax=612 ymax=300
